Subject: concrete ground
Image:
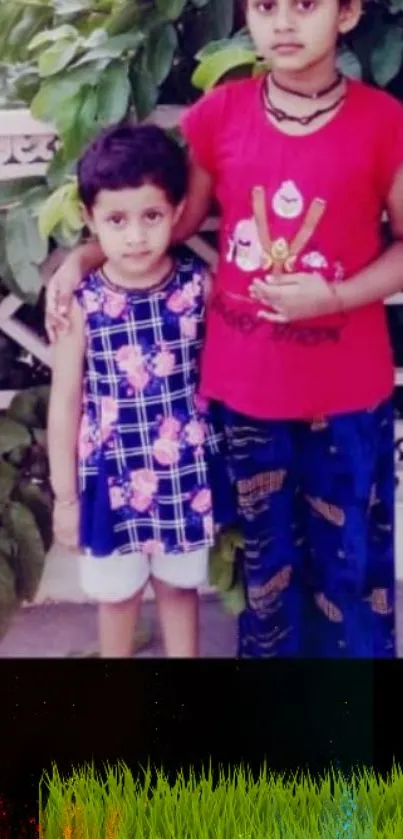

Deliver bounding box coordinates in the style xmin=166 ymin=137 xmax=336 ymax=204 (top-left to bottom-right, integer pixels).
xmin=0 ymin=540 xmax=401 ymax=657
xmin=0 ymin=593 xmax=237 ymax=658
xmin=0 ymin=589 xmax=402 ymax=658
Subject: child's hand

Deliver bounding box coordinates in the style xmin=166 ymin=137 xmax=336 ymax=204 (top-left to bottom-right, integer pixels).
xmin=249 ymin=272 xmax=342 ymax=323
xmin=53 ymin=499 xmax=79 ymax=550
xmin=45 ymin=256 xmax=81 ymax=343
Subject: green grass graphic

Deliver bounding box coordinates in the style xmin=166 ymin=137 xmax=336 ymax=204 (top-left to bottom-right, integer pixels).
xmin=37 ymin=760 xmax=403 ymax=838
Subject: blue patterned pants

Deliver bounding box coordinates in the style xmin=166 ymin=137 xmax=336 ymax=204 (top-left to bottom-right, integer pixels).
xmin=216 ymin=399 xmax=396 ymax=659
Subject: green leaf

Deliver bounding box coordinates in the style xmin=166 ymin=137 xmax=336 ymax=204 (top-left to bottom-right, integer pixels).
xmin=221 ymin=583 xmax=245 ymax=616
xmin=28 ymin=24 xmax=79 ymax=52
xmin=54 ymin=0 xmax=93 ymax=14
xmin=192 ymin=46 xmax=256 ymax=90
xmin=5 ymin=206 xmax=47 ymax=301
xmin=58 ymin=85 xmax=98 ymax=160
xmin=0 ymin=550 xmax=18 ymax=641
xmin=31 ymin=63 xmax=101 ymax=121
xmin=38 ymin=181 xmax=81 ymax=240
xmin=46 ymin=149 xmax=76 ymax=190
xmin=5 ymin=262 xmax=43 ymax=303
xmin=0 ymin=462 xmax=18 ymax=508
xmin=130 ymin=59 xmax=159 ymax=120
xmin=95 ymin=60 xmax=131 ymax=125
xmin=209 ymin=549 xmax=233 ymax=591
xmin=5 ymin=205 xmax=48 ymax=266
xmin=16 ymin=481 xmax=53 ymax=554
xmin=336 ymin=47 xmax=362 ymax=80
xmin=8 ymin=387 xmax=50 ymax=430
xmin=5 ymin=8 xmax=52 ymax=62
xmin=196 ymin=31 xmax=254 ymax=60
xmin=3 ymin=501 xmax=46 ymax=602
xmin=156 ymin=0 xmax=187 ymax=21
xmin=0 ymin=418 xmax=31 ymax=456
xmin=203 ymin=0 xmax=235 ymax=40
xmin=0 ymin=528 xmax=15 ymax=562
xmin=39 ymin=39 xmax=80 ymax=78
xmin=105 ymin=2 xmax=142 ymax=37
xmin=0 ymin=5 xmax=53 ymax=63
xmin=145 ymin=24 xmax=178 ymax=87
xmin=71 ymin=31 xmax=144 ymax=67
xmin=83 ymin=28 xmax=108 ymax=50
xmin=0 ymin=178 xmax=45 ymax=209
xmin=370 ymin=25 xmax=403 ymax=87
xmin=7 ymin=446 xmax=29 ymax=469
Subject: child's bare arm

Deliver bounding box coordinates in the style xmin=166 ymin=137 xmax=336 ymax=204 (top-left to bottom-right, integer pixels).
xmin=48 ymin=299 xmax=85 ymax=546
xmin=45 ymin=239 xmax=104 ymax=342
xmin=335 ymin=166 xmax=403 ymax=311
xmin=172 ymin=151 xmax=214 ymax=244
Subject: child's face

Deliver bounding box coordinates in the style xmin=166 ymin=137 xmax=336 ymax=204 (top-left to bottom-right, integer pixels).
xmin=246 ymin=0 xmax=361 ymax=75
xmin=84 ymin=183 xmax=183 ymax=283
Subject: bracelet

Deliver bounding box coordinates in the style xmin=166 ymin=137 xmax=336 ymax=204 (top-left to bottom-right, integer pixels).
xmin=54 ymin=497 xmax=78 ymax=508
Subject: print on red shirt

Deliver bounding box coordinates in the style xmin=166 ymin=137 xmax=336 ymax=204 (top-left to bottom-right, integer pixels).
xmin=181 ymin=76 xmax=403 ymax=420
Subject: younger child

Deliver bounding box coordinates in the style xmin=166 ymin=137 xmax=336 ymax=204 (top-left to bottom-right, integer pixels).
xmin=47 ymin=123 xmax=223 ymax=658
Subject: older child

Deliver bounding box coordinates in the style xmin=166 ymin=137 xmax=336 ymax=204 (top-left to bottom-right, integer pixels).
xmin=48 ymin=123 xmax=223 ymax=658
xmin=46 ymin=0 xmax=403 ymax=658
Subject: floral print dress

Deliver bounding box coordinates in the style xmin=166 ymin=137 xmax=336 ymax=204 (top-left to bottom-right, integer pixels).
xmin=75 ymin=258 xmax=222 ymax=559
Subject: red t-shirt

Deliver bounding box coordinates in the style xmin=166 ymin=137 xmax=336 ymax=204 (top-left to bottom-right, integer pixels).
xmin=180 ymin=77 xmax=403 ymax=419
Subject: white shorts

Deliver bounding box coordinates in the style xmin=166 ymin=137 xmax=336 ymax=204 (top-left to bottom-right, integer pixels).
xmin=78 ymin=547 xmax=209 ymax=604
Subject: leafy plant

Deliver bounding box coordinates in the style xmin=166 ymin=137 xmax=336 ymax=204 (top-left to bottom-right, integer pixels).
xmin=0 ymin=0 xmax=238 ymax=301
xmin=0 ymin=0 xmax=402 ymax=301
xmin=0 ymin=386 xmax=52 ymax=640
xmin=209 ymin=527 xmax=245 ymax=616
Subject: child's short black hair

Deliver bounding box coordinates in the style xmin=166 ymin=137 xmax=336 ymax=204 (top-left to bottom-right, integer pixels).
xmin=77 ymin=122 xmax=188 ymax=212
xmin=242 ymin=0 xmax=353 ymax=6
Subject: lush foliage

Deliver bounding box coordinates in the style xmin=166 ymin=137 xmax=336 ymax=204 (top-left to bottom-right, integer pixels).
xmin=0 ymin=386 xmax=52 ymax=640
xmin=209 ymin=527 xmax=245 ymax=615
xmin=38 ymin=760 xmax=403 ymax=838
xmin=0 ymin=0 xmax=402 ymax=302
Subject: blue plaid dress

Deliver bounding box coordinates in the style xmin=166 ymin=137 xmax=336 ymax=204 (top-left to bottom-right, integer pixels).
xmin=75 ymin=258 xmax=221 ymax=559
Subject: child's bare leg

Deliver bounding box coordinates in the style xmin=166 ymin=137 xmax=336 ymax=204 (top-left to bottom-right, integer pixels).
xmin=152 ymin=578 xmax=199 ymax=658
xmin=98 ymin=589 xmax=144 ymax=658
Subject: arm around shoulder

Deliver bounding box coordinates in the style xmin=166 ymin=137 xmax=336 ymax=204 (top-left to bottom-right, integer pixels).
xmin=172 ymin=152 xmax=214 ymax=244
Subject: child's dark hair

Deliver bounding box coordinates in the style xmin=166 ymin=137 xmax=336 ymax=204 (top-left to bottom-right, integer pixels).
xmin=242 ymin=0 xmax=353 ymax=6
xmin=77 ymin=122 xmax=188 ymax=212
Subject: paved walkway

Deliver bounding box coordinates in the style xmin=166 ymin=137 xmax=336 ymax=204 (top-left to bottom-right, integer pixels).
xmin=0 ymin=594 xmax=237 ymax=657
xmin=0 ymin=589 xmax=401 ymax=658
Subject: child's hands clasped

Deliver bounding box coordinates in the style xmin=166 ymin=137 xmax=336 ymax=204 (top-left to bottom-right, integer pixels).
xmin=53 ymin=499 xmax=79 ymax=550
xmin=249 ymin=272 xmax=342 ymax=323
